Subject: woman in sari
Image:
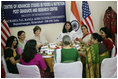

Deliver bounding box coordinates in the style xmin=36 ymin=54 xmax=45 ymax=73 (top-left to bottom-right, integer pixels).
xmin=75 ymin=25 xmax=91 ymax=46
xmin=100 ymin=27 xmax=114 ymax=57
xmin=82 ymin=33 xmax=109 ymax=78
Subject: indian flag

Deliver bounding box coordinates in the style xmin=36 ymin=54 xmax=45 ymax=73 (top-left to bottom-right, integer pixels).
xmin=70 ymin=1 xmax=83 ymax=38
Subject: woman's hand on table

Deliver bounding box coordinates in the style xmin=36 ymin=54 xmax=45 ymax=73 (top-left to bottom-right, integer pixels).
xmin=75 ymin=38 xmax=83 ymax=43
xmin=78 ymin=38 xmax=83 ymax=43
xmin=74 ymin=40 xmax=79 ymax=44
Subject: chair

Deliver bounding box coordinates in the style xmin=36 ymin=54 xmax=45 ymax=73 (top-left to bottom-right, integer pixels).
xmin=54 ymin=49 xmax=61 ymax=63
xmin=54 ymin=61 xmax=83 ymax=78
xmin=1 ymin=56 xmax=19 ymax=78
xmin=111 ymin=45 xmax=116 ymax=57
xmin=101 ymin=56 xmax=117 ymax=78
xmin=16 ymin=63 xmax=41 ymax=78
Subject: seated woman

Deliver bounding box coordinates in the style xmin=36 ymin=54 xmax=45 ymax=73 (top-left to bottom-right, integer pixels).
xmin=20 ymin=39 xmax=48 ymax=77
xmin=57 ymin=21 xmax=77 ymax=43
xmin=83 ymin=33 xmax=109 ymax=78
xmin=4 ymin=36 xmax=20 ymax=74
xmin=100 ymin=27 xmax=114 ymax=57
xmin=33 ymin=26 xmax=48 ymax=47
xmin=54 ymin=35 xmax=80 ymax=63
xmin=17 ymin=31 xmax=27 ymax=55
xmin=75 ymin=25 xmax=91 ymax=45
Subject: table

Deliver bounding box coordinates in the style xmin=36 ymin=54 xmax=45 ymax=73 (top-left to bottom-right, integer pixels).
xmin=40 ymin=43 xmax=88 ymax=72
xmin=43 ymin=56 xmax=54 ymax=72
xmin=40 ymin=54 xmax=54 ymax=72
xmin=40 ymin=43 xmax=62 ymax=72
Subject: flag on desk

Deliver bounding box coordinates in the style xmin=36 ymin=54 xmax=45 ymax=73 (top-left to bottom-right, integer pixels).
xmin=82 ymin=1 xmax=94 ymax=34
xmin=1 ymin=19 xmax=11 ymax=49
xmin=70 ymin=1 xmax=83 ymax=38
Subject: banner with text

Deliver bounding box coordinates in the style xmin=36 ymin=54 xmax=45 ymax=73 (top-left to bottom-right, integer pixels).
xmin=2 ymin=1 xmax=66 ymax=27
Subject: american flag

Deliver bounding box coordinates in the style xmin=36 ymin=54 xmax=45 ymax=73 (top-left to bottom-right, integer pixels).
xmin=1 ymin=9 xmax=11 ymax=49
xmin=82 ymin=1 xmax=94 ymax=34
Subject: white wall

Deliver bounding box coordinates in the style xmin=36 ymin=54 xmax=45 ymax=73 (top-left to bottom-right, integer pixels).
xmin=9 ymin=1 xmax=117 ymax=43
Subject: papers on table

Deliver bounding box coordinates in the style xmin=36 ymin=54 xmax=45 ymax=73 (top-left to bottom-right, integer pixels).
xmin=40 ymin=46 xmax=49 ymax=54
xmin=40 ymin=43 xmax=81 ymax=55
xmin=40 ymin=44 xmax=56 ymax=55
xmin=49 ymin=43 xmax=57 ymax=49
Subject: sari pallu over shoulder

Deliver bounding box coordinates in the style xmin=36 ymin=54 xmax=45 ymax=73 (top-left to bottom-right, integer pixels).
xmin=85 ymin=44 xmax=100 ymax=78
xmin=85 ymin=44 xmax=110 ymax=78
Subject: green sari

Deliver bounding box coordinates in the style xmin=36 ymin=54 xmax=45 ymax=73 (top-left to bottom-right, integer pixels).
xmin=85 ymin=44 xmax=109 ymax=78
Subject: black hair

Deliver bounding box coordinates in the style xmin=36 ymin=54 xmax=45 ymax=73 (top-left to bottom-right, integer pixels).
xmin=100 ymin=27 xmax=112 ymax=38
xmin=62 ymin=21 xmax=73 ymax=33
xmin=92 ymin=33 xmax=102 ymax=42
xmin=17 ymin=31 xmax=25 ymax=39
xmin=6 ymin=36 xmax=18 ymax=49
xmin=81 ymin=25 xmax=88 ymax=29
xmin=22 ymin=39 xmax=37 ymax=63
